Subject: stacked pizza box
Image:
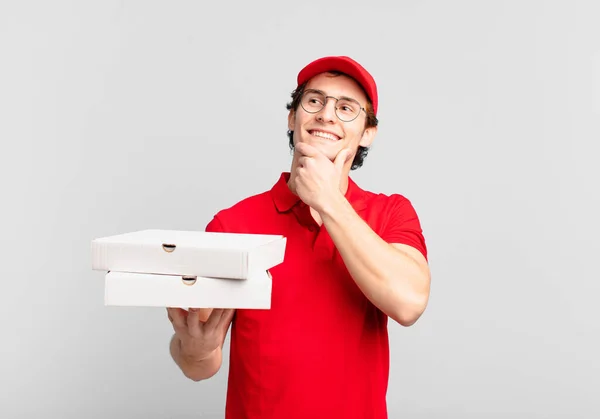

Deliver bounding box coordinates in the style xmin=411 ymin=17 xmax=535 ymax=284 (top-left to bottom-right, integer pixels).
xmin=91 ymin=229 xmax=287 ymax=309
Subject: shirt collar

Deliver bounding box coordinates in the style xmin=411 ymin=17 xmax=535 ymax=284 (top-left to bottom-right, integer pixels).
xmin=271 ymin=172 xmax=367 ymax=213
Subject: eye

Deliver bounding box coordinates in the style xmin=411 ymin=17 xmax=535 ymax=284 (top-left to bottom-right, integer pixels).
xmin=338 ymin=101 xmax=358 ymax=114
xmin=309 ymin=97 xmax=324 ymax=106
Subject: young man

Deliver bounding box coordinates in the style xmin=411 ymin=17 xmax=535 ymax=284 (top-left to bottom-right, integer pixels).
xmin=167 ymin=56 xmax=431 ymax=419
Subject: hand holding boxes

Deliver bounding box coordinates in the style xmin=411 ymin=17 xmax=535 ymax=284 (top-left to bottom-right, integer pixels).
xmin=91 ymin=229 xmax=287 ymax=309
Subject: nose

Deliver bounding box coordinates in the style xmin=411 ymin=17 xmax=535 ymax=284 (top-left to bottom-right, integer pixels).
xmin=317 ymin=97 xmax=337 ymax=123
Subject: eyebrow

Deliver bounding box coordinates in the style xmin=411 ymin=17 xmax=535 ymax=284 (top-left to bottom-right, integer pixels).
xmin=305 ymin=88 xmax=360 ymax=104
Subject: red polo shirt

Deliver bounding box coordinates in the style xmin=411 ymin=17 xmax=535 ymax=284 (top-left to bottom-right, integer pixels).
xmin=205 ymin=172 xmax=427 ymax=419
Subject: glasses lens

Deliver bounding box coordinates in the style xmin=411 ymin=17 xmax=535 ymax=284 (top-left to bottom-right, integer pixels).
xmin=301 ymin=91 xmax=325 ymax=113
xmin=335 ymin=99 xmax=360 ymax=122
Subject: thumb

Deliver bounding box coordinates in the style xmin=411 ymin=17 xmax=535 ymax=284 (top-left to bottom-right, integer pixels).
xmin=334 ymin=148 xmax=351 ymax=172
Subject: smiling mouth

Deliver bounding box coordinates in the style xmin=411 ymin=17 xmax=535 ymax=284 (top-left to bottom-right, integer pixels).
xmin=309 ymin=130 xmax=341 ymax=141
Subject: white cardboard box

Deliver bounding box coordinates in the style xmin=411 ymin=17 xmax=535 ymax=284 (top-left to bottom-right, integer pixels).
xmin=91 ymin=229 xmax=286 ymax=279
xmin=104 ymin=270 xmax=272 ymax=308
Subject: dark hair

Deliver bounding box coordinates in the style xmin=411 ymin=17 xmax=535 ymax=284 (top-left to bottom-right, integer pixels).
xmin=285 ymin=71 xmax=379 ymax=170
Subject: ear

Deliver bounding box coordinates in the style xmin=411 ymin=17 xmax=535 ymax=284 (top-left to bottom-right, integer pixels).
xmin=359 ymin=126 xmax=377 ymax=148
xmin=288 ymin=110 xmax=296 ymax=131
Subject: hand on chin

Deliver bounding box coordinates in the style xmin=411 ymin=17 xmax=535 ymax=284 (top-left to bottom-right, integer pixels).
xmin=291 ymin=141 xmax=352 ymax=212
xmin=297 ymin=138 xmax=340 ymax=161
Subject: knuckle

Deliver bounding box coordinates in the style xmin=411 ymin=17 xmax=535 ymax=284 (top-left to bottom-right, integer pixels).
xmin=173 ymin=325 xmax=187 ymax=336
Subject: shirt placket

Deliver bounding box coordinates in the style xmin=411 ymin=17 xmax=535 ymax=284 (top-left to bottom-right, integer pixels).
xmin=292 ymin=202 xmax=333 ymax=258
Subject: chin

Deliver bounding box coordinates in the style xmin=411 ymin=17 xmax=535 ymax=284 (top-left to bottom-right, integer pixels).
xmin=301 ymin=138 xmax=339 ymax=154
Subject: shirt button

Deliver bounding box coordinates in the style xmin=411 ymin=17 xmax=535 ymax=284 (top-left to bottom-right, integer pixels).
xmin=308 ymin=226 xmax=315 ymax=232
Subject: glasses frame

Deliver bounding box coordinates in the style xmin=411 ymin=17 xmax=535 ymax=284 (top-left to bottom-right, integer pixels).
xmin=300 ymin=89 xmax=367 ymax=123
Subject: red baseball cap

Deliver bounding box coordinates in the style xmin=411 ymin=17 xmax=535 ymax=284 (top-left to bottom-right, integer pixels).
xmin=296 ymin=56 xmax=378 ymax=116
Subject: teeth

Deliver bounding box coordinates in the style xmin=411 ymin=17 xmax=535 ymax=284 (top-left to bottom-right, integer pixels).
xmin=311 ymin=131 xmax=338 ymax=141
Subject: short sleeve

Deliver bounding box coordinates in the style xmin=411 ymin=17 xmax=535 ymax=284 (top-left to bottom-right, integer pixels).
xmin=380 ymin=195 xmax=428 ymax=261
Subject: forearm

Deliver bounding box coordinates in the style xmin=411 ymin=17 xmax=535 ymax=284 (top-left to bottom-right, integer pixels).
xmin=169 ymin=334 xmax=222 ymax=381
xmin=320 ymin=194 xmax=430 ymax=326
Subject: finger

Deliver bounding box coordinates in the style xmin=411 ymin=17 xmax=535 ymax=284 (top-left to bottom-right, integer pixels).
xmin=334 ymin=148 xmax=351 ymax=172
xmin=299 ymin=156 xmax=318 ymax=170
xmin=166 ymin=307 xmax=174 ymax=322
xmin=297 ymin=166 xmax=308 ymax=176
xmin=167 ymin=307 xmax=187 ymax=329
xmin=219 ymin=309 xmax=235 ymax=330
xmin=188 ymin=307 xmax=212 ymax=322
xmin=218 ymin=310 xmax=236 ymax=345
xmin=295 ymin=141 xmax=318 ymax=157
xmin=295 ymin=167 xmax=307 ymax=183
xmin=186 ymin=309 xmax=202 ymax=336
xmin=204 ymin=308 xmax=226 ymax=330
xmin=298 ymin=156 xmax=309 ymax=168
xmin=197 ymin=308 xmax=213 ymax=322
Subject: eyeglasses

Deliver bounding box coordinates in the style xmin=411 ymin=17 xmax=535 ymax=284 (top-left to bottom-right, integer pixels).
xmin=300 ymin=89 xmax=366 ymax=122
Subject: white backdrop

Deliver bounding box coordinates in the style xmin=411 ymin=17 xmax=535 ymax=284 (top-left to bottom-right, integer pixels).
xmin=1 ymin=0 xmax=599 ymax=418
